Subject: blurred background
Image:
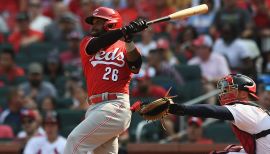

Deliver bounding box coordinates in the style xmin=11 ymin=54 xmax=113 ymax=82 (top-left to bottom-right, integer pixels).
xmin=0 ymin=0 xmax=270 ymax=153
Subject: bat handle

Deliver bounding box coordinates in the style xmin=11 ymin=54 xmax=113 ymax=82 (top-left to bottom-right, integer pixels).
xmin=146 ymin=16 xmax=171 ymax=25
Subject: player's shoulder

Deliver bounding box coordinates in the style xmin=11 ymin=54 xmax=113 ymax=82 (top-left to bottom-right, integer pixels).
xmin=225 ymin=103 xmax=266 ymax=115
xmin=225 ymin=103 xmax=255 ymax=109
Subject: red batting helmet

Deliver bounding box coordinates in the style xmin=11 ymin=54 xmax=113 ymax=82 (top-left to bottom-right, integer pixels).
xmin=217 ymin=74 xmax=259 ymax=105
xmin=85 ymin=7 xmax=122 ymax=31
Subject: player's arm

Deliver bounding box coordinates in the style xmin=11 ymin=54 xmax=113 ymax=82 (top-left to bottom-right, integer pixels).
xmin=86 ymin=19 xmax=148 ymax=55
xmin=168 ymin=104 xmax=234 ymax=120
xmin=86 ymin=29 xmax=124 ymax=55
xmin=125 ymin=41 xmax=142 ymax=74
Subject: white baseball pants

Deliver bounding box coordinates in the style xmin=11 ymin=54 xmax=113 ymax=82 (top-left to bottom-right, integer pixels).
xmin=64 ymin=93 xmax=131 ymax=154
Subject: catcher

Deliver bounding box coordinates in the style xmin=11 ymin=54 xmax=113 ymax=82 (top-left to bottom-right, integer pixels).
xmin=132 ymin=74 xmax=270 ymax=154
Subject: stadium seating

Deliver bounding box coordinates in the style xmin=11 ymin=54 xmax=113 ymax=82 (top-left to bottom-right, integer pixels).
xmin=57 ymin=42 xmax=68 ymax=52
xmin=0 ymin=76 xmax=8 ymax=85
xmin=140 ymin=121 xmax=162 ymax=142
xmin=19 ymin=43 xmax=54 ymax=64
xmin=55 ymin=97 xmax=73 ymax=109
xmin=175 ymin=65 xmax=202 ymax=81
xmin=129 ymin=113 xmax=144 ymax=142
xmin=204 ymin=121 xmax=239 ymax=143
xmin=150 ymin=76 xmax=178 ymax=95
xmin=14 ymin=76 xmax=27 ymax=85
xmin=54 ymin=76 xmax=68 ymax=97
xmin=15 ymin=52 xmax=29 ymax=70
xmin=0 ymin=76 xmax=27 ymax=86
xmin=129 ymin=97 xmax=164 ymax=142
xmin=176 ymin=80 xmax=204 ymax=103
xmin=0 ymin=86 xmax=9 ymax=109
xmin=57 ymin=109 xmax=85 ymax=137
xmin=175 ymin=53 xmax=188 ymax=64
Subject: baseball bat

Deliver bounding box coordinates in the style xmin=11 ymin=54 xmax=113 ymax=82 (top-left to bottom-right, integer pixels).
xmin=146 ymin=4 xmax=208 ymax=25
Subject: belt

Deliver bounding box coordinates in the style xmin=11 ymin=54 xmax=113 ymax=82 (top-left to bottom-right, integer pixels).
xmin=88 ymin=93 xmax=118 ymax=105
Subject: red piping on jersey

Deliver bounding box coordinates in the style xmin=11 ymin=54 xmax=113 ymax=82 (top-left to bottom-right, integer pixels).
xmin=72 ymin=104 xmax=124 ymax=154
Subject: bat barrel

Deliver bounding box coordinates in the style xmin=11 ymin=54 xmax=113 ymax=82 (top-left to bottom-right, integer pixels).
xmin=169 ymin=4 xmax=208 ymax=20
xmin=146 ymin=4 xmax=208 ymax=25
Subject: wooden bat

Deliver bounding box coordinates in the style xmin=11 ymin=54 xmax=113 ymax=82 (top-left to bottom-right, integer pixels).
xmin=146 ymin=4 xmax=208 ymax=25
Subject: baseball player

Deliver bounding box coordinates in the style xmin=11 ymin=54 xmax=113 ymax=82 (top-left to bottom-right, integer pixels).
xmin=64 ymin=7 xmax=147 ymax=154
xmin=168 ymin=74 xmax=270 ymax=154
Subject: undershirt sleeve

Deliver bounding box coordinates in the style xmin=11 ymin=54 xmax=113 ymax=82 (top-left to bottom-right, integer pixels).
xmin=86 ymin=29 xmax=123 ymax=54
xmin=171 ymin=104 xmax=234 ymax=120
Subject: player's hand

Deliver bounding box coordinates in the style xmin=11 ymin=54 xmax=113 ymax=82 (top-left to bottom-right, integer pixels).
xmin=121 ymin=18 xmax=148 ymax=42
xmin=122 ymin=18 xmax=148 ymax=34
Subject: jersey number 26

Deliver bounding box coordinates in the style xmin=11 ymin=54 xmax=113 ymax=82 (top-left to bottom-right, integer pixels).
xmin=102 ymin=67 xmax=119 ymax=81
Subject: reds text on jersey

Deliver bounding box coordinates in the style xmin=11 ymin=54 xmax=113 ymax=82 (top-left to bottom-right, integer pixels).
xmin=80 ymin=36 xmax=133 ymax=96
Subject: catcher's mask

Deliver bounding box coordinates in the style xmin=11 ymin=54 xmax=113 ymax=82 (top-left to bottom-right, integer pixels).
xmin=217 ymin=74 xmax=259 ymax=105
xmin=85 ymin=7 xmax=122 ymax=31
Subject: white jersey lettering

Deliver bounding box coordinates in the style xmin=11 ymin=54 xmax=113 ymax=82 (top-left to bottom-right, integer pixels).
xmin=90 ymin=48 xmax=125 ymax=67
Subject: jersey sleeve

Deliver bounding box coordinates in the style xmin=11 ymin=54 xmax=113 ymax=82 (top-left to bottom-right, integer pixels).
xmin=225 ymin=104 xmax=265 ymax=134
xmin=80 ymin=36 xmax=93 ymax=68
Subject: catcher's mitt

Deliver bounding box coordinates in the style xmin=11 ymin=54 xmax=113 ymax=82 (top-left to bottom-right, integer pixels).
xmin=130 ymin=88 xmax=176 ymax=121
xmin=139 ymin=97 xmax=172 ymax=120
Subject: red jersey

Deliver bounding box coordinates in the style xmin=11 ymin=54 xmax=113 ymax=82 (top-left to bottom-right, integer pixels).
xmin=80 ymin=36 xmax=133 ymax=96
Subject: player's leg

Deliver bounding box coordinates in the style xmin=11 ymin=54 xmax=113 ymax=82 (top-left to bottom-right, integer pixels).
xmin=64 ymin=99 xmax=131 ymax=154
xmin=63 ymin=107 xmax=105 ymax=154
xmin=93 ymin=136 xmax=118 ymax=154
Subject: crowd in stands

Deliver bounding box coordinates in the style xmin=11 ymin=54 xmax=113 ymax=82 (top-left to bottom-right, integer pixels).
xmin=1 ymin=0 xmax=270 ymax=153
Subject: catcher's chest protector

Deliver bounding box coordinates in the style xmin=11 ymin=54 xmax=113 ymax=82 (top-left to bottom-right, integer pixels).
xmin=231 ymin=125 xmax=256 ymax=154
xmin=231 ymin=104 xmax=270 ymax=154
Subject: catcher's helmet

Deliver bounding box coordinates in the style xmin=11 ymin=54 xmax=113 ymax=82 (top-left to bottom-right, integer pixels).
xmin=217 ymin=74 xmax=259 ymax=105
xmin=85 ymin=7 xmax=122 ymax=31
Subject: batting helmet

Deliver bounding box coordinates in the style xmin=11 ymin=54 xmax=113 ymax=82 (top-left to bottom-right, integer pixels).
xmin=85 ymin=7 xmax=122 ymax=31
xmin=217 ymin=74 xmax=259 ymax=105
